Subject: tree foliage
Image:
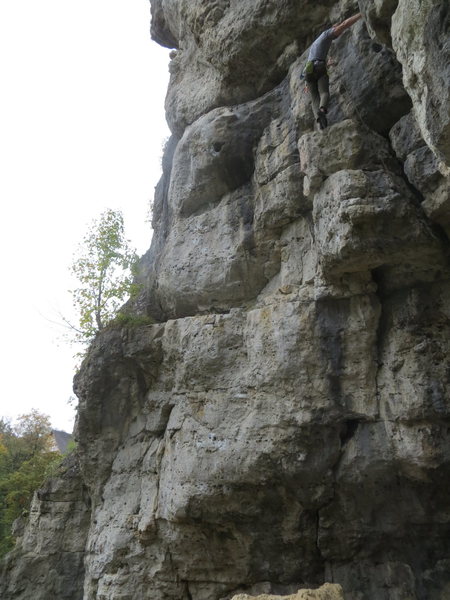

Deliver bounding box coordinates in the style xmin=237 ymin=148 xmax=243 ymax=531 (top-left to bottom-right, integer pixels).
xmin=69 ymin=209 xmax=138 ymax=346
xmin=0 ymin=411 xmax=60 ymax=557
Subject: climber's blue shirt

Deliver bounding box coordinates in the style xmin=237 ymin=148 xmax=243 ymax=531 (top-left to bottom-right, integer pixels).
xmin=307 ymin=28 xmax=335 ymax=61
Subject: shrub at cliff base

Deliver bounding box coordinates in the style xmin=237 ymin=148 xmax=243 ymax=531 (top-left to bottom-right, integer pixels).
xmin=0 ymin=411 xmax=60 ymax=557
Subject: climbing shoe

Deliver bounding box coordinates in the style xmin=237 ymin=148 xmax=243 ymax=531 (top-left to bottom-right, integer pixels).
xmin=317 ymin=107 xmax=328 ymax=130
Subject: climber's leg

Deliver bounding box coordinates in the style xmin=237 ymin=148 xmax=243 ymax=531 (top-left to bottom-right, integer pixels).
xmin=318 ymin=74 xmax=330 ymax=112
xmin=308 ymin=79 xmax=320 ymax=119
xmin=315 ymin=74 xmax=329 ymax=129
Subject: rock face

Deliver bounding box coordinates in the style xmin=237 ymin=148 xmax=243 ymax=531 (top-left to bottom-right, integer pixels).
xmin=231 ymin=583 xmax=345 ymax=600
xmin=1 ymin=455 xmax=90 ymax=600
xmin=2 ymin=1 xmax=450 ymax=599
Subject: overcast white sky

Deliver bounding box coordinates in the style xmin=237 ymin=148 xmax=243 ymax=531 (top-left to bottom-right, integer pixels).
xmin=0 ymin=1 xmax=171 ymax=432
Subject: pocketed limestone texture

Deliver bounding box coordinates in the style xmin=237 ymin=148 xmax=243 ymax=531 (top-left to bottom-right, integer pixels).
xmin=2 ymin=1 xmax=450 ymax=599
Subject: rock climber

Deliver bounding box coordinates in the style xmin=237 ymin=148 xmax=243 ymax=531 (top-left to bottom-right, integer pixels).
xmin=303 ymin=13 xmax=362 ymax=130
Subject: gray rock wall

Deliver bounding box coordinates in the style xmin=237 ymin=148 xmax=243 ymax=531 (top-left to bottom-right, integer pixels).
xmin=0 ymin=455 xmax=90 ymax=599
xmin=2 ymin=1 xmax=450 ymax=599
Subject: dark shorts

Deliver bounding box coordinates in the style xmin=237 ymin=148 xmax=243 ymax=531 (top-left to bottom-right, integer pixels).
xmin=305 ymin=60 xmax=327 ymax=83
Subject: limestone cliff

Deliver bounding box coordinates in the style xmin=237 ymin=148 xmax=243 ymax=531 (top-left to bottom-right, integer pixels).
xmin=2 ymin=1 xmax=450 ymax=599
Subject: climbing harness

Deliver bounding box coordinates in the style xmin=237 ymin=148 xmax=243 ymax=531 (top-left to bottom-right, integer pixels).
xmin=302 ymin=58 xmax=334 ymax=97
xmin=302 ymin=59 xmax=327 ymax=83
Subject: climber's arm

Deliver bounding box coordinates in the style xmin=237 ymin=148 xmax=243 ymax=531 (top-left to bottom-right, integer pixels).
xmin=332 ymin=13 xmax=362 ymax=38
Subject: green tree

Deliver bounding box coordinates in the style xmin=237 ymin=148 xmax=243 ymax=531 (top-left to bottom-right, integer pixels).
xmin=0 ymin=412 xmax=53 ymax=474
xmin=68 ymin=209 xmax=138 ymax=346
xmin=0 ymin=411 xmax=60 ymax=557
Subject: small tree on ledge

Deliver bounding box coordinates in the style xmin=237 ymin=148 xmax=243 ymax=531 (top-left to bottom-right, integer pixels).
xmin=68 ymin=209 xmax=138 ymax=347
